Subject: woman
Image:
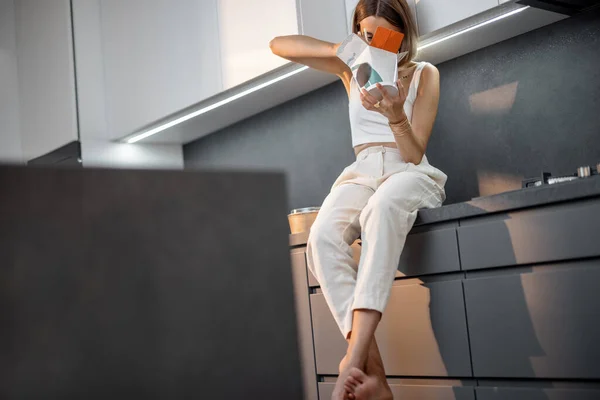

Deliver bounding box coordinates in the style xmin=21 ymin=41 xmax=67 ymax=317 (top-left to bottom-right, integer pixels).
xmin=271 ymin=1 xmax=447 ymax=399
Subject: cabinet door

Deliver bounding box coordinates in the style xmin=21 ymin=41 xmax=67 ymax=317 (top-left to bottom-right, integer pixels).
xmin=398 ymin=227 xmax=461 ymax=277
xmin=417 ymin=0 xmax=498 ymax=35
xmin=291 ymin=248 xmax=319 ymax=400
xmin=15 ymin=0 xmax=78 ymax=161
xmin=345 ymin=0 xmax=418 ymax=35
xmin=320 ymin=382 xmax=475 ymax=400
xmin=299 ymin=0 xmax=348 ymax=43
xmin=458 ymin=202 xmax=600 ymax=271
xmin=308 ymin=225 xmax=460 ymax=287
xmin=0 ymin=0 xmax=22 ymax=163
xmin=218 ymin=0 xmax=298 ymax=89
xmin=345 ymin=0 xmax=358 ymax=32
xmin=92 ymin=0 xmax=223 ymax=138
xmin=476 ymin=387 xmax=600 ymax=400
xmin=464 ymin=263 xmax=600 ymax=379
xmin=311 ymin=279 xmax=472 ymax=377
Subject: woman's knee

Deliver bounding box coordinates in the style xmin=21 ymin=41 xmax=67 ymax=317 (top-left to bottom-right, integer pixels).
xmin=363 ymin=194 xmax=406 ymax=221
xmin=365 ymin=173 xmax=437 ymax=215
xmin=308 ymin=217 xmax=342 ymax=248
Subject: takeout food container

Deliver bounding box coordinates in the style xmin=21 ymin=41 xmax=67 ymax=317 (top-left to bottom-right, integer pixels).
xmin=288 ymin=207 xmax=320 ymax=234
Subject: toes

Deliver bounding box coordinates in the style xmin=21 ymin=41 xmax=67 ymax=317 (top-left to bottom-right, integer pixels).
xmin=349 ymin=367 xmax=368 ymax=383
xmin=344 ymin=376 xmax=359 ymax=387
xmin=346 ymin=376 xmax=359 ymax=388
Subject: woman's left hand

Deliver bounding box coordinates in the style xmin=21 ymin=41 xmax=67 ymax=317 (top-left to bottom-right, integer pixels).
xmin=360 ymin=81 xmax=408 ymax=124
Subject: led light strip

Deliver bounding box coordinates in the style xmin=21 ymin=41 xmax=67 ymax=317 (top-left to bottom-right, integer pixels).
xmin=126 ymin=65 xmax=309 ymax=143
xmin=125 ymin=5 xmax=529 ymax=144
xmin=418 ymin=6 xmax=530 ymax=50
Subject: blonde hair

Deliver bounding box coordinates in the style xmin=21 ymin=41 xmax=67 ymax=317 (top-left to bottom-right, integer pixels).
xmin=352 ymin=0 xmax=418 ymax=66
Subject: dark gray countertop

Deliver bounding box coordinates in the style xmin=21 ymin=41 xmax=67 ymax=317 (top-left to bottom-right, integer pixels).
xmin=290 ymin=175 xmax=600 ymax=247
xmin=416 ymin=175 xmax=600 ymax=225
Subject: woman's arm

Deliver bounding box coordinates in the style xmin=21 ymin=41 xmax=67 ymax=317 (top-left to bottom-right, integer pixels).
xmin=401 ymin=65 xmax=440 ymax=158
xmin=360 ymin=64 xmax=440 ymax=164
xmin=270 ymin=35 xmax=352 ymax=92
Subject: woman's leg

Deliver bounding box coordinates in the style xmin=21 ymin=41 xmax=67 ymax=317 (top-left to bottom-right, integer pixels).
xmin=331 ymin=309 xmax=383 ymax=400
xmin=352 ymin=172 xmax=441 ymax=316
xmin=306 ymin=183 xmax=374 ymax=400
xmin=306 ymin=183 xmax=373 ymax=337
xmin=345 ymin=171 xmax=444 ymax=399
xmin=341 ymin=337 xmax=387 ymax=377
xmin=344 ymin=339 xmax=392 ymax=400
xmin=352 ymin=171 xmax=443 ymax=326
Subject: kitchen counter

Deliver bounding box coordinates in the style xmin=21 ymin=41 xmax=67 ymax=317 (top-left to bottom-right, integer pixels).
xmin=290 ymin=174 xmax=600 ymax=400
xmin=290 ymin=175 xmax=600 ymax=247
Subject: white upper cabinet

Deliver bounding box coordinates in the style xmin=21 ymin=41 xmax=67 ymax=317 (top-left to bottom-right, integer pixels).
xmin=94 ymin=0 xmax=221 ymax=139
xmin=218 ymin=0 xmax=348 ymax=90
xmin=345 ymin=0 xmax=358 ymax=32
xmin=218 ymin=0 xmax=298 ymax=89
xmin=416 ymin=0 xmax=499 ymax=36
xmin=299 ymin=0 xmax=348 ymax=43
xmin=0 ymin=0 xmax=22 ymax=163
xmin=345 ymin=0 xmax=418 ymax=36
xmin=14 ymin=0 xmax=78 ymax=161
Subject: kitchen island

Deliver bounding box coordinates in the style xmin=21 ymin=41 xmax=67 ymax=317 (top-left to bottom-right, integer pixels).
xmin=290 ymin=176 xmax=600 ymax=400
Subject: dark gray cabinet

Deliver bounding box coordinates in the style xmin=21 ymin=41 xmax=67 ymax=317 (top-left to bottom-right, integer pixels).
xmin=293 ymin=194 xmax=600 ymax=396
xmin=319 ymin=382 xmax=476 ymax=400
xmin=476 ymin=387 xmax=600 ymax=400
xmin=458 ymin=202 xmax=600 ymax=270
xmin=290 ymin=249 xmax=318 ymax=400
xmin=308 ymin=270 xmax=319 ymax=287
xmin=398 ymin=226 xmax=461 ymax=276
xmin=311 ymin=279 xmax=472 ymax=377
xmin=464 ymin=262 xmax=600 ymax=379
xmin=307 ymin=224 xmax=460 ymax=287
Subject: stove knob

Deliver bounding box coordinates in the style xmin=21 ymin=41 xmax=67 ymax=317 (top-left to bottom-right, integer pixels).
xmin=577 ymin=166 xmax=591 ymax=178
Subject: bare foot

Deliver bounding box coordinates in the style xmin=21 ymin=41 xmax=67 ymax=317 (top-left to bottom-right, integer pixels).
xmin=331 ymin=362 xmax=356 ymax=400
xmin=339 ymin=355 xmax=348 ymax=374
xmin=344 ymin=368 xmax=393 ymax=400
xmin=332 ymin=354 xmax=363 ymax=400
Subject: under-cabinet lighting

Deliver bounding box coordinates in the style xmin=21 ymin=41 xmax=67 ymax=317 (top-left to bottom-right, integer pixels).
xmin=125 ymin=65 xmax=309 ymax=143
xmin=418 ymin=6 xmax=530 ymax=50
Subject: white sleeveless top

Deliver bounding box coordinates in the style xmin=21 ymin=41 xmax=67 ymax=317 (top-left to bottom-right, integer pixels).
xmin=349 ymin=61 xmax=429 ymax=147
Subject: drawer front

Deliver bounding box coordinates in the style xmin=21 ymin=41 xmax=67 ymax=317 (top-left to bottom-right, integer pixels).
xmin=476 ymin=387 xmax=600 ymax=400
xmin=464 ymin=263 xmax=600 ymax=379
xmin=458 ymin=202 xmax=600 ymax=270
xmin=311 ymin=280 xmax=472 ymax=377
xmin=398 ymin=227 xmax=460 ymax=277
xmin=308 ymin=226 xmax=460 ymax=287
xmin=319 ymin=382 xmax=475 ymax=400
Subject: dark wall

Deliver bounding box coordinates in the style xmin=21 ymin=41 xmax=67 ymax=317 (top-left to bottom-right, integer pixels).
xmin=184 ymin=8 xmax=600 ymax=207
xmin=431 ymin=6 xmax=600 ymax=203
xmin=184 ymin=82 xmax=355 ymax=211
